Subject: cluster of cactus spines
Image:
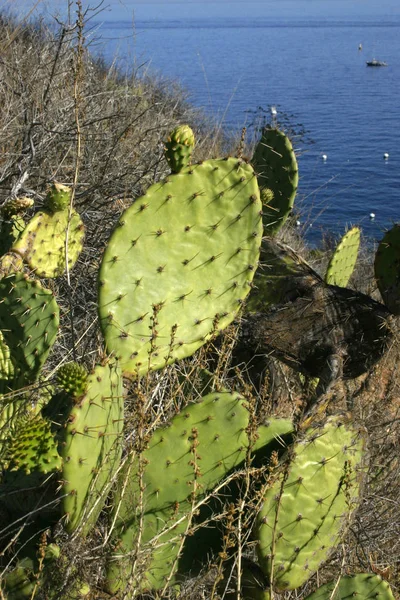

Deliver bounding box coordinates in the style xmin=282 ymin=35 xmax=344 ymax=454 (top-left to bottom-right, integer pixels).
xmin=98 ymin=157 xmax=263 ymax=377
xmin=5 ymin=414 xmax=62 ymax=475
xmin=59 ymin=361 xmax=124 ymax=535
xmin=255 ymin=415 xmax=366 ymax=592
xmin=56 ymin=361 xmax=89 ymax=398
xmin=106 ymin=392 xmax=293 ymax=593
xmin=325 ymin=226 xmax=360 ymax=287
xmin=10 ymin=183 xmax=85 ymax=278
xmin=304 ymin=574 xmax=395 ymax=600
xmin=0 ymin=273 xmax=59 ymax=392
xmin=374 ymin=224 xmax=400 ymax=315
xmin=164 ymin=124 xmax=195 ymax=173
xmin=251 ymin=127 xmax=298 ymax=235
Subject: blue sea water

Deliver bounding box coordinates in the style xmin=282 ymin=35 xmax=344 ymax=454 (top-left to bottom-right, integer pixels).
xmin=15 ymin=0 xmax=400 ymax=245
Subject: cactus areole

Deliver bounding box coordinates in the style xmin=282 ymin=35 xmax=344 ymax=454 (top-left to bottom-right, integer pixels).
xmin=98 ymin=158 xmax=263 ymax=376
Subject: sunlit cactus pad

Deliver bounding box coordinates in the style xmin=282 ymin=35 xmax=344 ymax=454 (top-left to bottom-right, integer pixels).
xmin=255 ymin=416 xmax=366 ymax=591
xmin=99 ymin=158 xmax=262 ymax=376
xmin=107 ymin=392 xmax=293 ymax=593
xmin=12 ymin=207 xmax=85 ymax=278
xmin=0 ymin=251 xmax=24 ymax=279
xmin=0 ymin=273 xmax=59 ymax=389
xmin=60 ymin=361 xmax=124 ymax=534
xmin=374 ymin=224 xmax=400 ymax=315
xmin=164 ymin=124 xmax=195 ymax=173
xmin=251 ymin=127 xmax=298 ymax=235
xmin=325 ymin=226 xmax=360 ymax=288
xmin=305 ymin=574 xmax=395 ymax=600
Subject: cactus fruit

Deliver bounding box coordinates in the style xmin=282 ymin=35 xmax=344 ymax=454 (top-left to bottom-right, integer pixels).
xmin=1 ymin=196 xmax=34 ymax=218
xmin=164 ymin=124 xmax=195 ymax=173
xmin=106 ymin=392 xmax=293 ymax=593
xmin=304 ymin=573 xmax=395 ymax=600
xmin=0 ymin=252 xmax=24 ymax=279
xmin=99 ymin=158 xmax=262 ymax=377
xmin=59 ymin=361 xmax=124 ymax=534
xmin=0 ymin=273 xmax=59 ymax=391
xmin=5 ymin=414 xmax=62 ymax=475
xmin=56 ymin=361 xmax=88 ymax=398
xmin=44 ymin=182 xmax=71 ymax=213
xmin=325 ymin=226 xmax=360 ymax=288
xmin=255 ymin=415 xmax=366 ymax=592
xmin=11 ymin=188 xmax=85 ymax=278
xmin=374 ymin=224 xmax=400 ymax=315
xmin=251 ymin=127 xmax=298 ymax=235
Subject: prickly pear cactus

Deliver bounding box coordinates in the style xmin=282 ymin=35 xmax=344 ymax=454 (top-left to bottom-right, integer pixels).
xmin=255 ymin=415 xmax=366 ymax=592
xmin=59 ymin=361 xmax=124 ymax=535
xmin=374 ymin=224 xmax=400 ymax=315
xmin=11 ymin=185 xmax=85 ymax=278
xmin=0 ymin=273 xmax=59 ymax=392
xmin=325 ymin=226 xmax=360 ymax=288
xmin=99 ymin=158 xmax=262 ymax=377
xmin=251 ymin=127 xmax=298 ymax=235
xmin=164 ymin=124 xmax=195 ymax=173
xmin=56 ymin=361 xmax=88 ymax=398
xmin=106 ymin=391 xmax=293 ymax=594
xmin=304 ymin=574 xmax=395 ymax=600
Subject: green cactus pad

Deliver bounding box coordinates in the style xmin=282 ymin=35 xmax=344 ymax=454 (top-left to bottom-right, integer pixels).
xmin=56 ymin=362 xmax=89 ymax=398
xmin=12 ymin=207 xmax=85 ymax=278
xmin=0 ymin=273 xmax=59 ymax=390
xmin=106 ymin=392 xmax=293 ymax=593
xmin=44 ymin=182 xmax=71 ymax=213
xmin=325 ymin=226 xmax=360 ymax=288
xmin=305 ymin=574 xmax=395 ymax=600
xmin=255 ymin=416 xmax=366 ymax=591
xmin=5 ymin=414 xmax=62 ymax=475
xmin=251 ymin=127 xmax=298 ymax=235
xmin=165 ymin=124 xmax=195 ymax=173
xmin=99 ymin=158 xmax=262 ymax=377
xmin=374 ymin=224 xmax=400 ymax=315
xmin=60 ymin=361 xmax=124 ymax=535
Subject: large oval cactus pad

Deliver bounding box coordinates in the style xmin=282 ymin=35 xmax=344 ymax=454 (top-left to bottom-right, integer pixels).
xmin=60 ymin=361 xmax=124 ymax=534
xmin=99 ymin=158 xmax=262 ymax=376
xmin=0 ymin=273 xmax=59 ymax=389
xmin=12 ymin=209 xmax=85 ymax=278
xmin=374 ymin=224 xmax=400 ymax=315
xmin=255 ymin=416 xmax=366 ymax=591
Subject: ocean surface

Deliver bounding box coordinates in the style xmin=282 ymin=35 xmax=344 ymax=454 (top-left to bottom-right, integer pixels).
xmin=16 ymin=0 xmax=400 ymax=245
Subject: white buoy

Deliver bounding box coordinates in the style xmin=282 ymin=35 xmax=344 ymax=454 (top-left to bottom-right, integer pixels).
xmin=383 ymin=153 xmax=389 ymax=159
xmin=296 ymin=220 xmax=301 ymax=227
xmin=369 ymin=213 xmax=376 ymax=219
xmin=270 ymin=106 xmax=277 ymax=116
xmin=322 ymin=154 xmax=328 ymax=161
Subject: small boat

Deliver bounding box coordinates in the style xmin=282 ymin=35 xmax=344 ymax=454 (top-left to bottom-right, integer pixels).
xmin=366 ymin=59 xmax=388 ymax=67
